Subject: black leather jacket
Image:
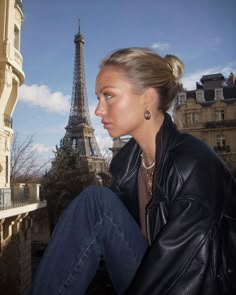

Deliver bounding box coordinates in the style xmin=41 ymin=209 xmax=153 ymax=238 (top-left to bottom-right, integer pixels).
xmin=110 ymin=113 xmax=236 ymax=294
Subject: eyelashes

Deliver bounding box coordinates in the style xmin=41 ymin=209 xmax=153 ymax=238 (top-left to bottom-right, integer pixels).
xmin=96 ymin=93 xmax=113 ymax=101
xmin=104 ymin=93 xmax=112 ymax=100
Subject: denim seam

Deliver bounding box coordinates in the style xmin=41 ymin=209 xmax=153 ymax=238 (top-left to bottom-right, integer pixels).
xmin=58 ymin=218 xmax=103 ymax=294
xmin=104 ymin=212 xmax=140 ymax=264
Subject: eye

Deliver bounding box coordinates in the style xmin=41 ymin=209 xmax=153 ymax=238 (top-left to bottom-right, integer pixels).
xmin=104 ymin=92 xmax=112 ymax=100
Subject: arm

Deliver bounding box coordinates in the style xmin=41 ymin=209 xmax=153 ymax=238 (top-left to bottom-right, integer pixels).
xmin=126 ymin=193 xmax=215 ymax=294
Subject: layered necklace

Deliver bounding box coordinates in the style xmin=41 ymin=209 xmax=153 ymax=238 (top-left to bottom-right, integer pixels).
xmin=141 ymin=152 xmax=155 ymax=196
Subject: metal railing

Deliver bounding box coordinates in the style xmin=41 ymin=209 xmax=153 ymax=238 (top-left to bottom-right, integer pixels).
xmin=0 ymin=188 xmax=11 ymax=209
xmin=0 ymin=186 xmax=43 ymax=211
xmin=214 ymin=145 xmax=231 ymax=153
xmin=206 ymin=119 xmax=236 ymax=128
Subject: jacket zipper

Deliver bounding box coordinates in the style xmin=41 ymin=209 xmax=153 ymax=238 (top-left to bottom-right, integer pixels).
xmin=146 ymin=210 xmax=151 ymax=245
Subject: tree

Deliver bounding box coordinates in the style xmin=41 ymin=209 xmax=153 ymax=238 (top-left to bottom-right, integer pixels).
xmin=10 ymin=131 xmax=50 ymax=182
xmin=42 ymin=137 xmax=111 ymax=232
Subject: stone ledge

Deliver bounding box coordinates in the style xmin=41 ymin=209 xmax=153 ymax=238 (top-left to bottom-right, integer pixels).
xmin=0 ymin=200 xmax=47 ymax=219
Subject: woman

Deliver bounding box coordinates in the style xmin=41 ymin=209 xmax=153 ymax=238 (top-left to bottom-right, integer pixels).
xmin=31 ymin=48 xmax=236 ymax=294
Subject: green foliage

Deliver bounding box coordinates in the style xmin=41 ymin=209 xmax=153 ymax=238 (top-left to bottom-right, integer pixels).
xmin=42 ymin=137 xmax=111 ymax=232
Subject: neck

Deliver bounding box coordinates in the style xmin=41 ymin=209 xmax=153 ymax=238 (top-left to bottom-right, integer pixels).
xmin=136 ymin=112 xmax=164 ymax=165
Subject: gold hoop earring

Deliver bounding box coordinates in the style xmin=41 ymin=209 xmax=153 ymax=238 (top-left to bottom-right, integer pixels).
xmin=144 ymin=110 xmax=151 ymax=120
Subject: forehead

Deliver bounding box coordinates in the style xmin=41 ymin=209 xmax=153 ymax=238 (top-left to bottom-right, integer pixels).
xmin=96 ymin=66 xmax=128 ymax=84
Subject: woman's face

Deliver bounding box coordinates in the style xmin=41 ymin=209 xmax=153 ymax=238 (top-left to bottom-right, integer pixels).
xmin=95 ymin=66 xmax=146 ymax=138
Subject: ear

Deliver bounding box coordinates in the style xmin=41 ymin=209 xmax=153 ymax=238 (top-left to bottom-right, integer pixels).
xmin=143 ymin=87 xmax=158 ymax=108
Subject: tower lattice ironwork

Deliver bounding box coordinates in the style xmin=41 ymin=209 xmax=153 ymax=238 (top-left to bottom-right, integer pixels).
xmin=64 ymin=25 xmax=106 ymax=174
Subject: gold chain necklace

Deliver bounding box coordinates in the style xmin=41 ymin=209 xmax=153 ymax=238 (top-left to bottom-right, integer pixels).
xmin=140 ymin=152 xmax=155 ymax=170
xmin=141 ymin=153 xmax=155 ymax=195
xmin=145 ymin=167 xmax=155 ymax=196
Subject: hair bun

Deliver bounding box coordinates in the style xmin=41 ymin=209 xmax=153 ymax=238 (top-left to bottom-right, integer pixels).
xmin=164 ymin=54 xmax=184 ymax=84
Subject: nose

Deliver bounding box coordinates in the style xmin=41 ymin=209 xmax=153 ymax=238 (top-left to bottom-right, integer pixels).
xmin=95 ymin=100 xmax=106 ymax=117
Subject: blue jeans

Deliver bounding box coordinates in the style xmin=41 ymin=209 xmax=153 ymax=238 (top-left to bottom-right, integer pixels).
xmin=31 ymin=186 xmax=148 ymax=295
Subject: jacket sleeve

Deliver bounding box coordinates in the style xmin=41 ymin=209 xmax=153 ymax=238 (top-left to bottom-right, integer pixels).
xmin=125 ymin=188 xmax=217 ymax=294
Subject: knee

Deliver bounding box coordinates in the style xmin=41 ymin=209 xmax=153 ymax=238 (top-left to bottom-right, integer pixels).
xmin=80 ymin=185 xmax=118 ymax=207
xmin=69 ymin=185 xmax=122 ymax=220
xmin=81 ymin=185 xmax=113 ymax=201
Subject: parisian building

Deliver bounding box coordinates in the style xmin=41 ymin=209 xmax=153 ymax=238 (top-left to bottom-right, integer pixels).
xmin=0 ymin=1 xmax=47 ymax=294
xmin=174 ymin=73 xmax=236 ymax=175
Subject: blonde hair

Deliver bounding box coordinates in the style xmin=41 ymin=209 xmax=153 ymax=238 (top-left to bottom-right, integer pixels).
xmin=100 ymin=47 xmax=184 ymax=112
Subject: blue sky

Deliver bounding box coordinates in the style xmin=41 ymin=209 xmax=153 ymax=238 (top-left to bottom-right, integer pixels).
xmin=14 ymin=0 xmax=236 ymax=166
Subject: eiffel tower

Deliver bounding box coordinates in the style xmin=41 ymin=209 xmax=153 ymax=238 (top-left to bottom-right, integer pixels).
xmin=64 ymin=24 xmax=107 ymax=175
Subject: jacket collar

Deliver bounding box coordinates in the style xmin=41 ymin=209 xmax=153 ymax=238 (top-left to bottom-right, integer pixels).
xmin=155 ymin=113 xmax=179 ymax=165
xmin=110 ymin=113 xmax=180 ymax=184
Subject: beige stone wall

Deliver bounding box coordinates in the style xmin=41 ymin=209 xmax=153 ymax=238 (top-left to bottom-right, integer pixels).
xmin=0 ymin=214 xmax=32 ymax=295
xmin=0 ymin=0 xmax=24 ymax=188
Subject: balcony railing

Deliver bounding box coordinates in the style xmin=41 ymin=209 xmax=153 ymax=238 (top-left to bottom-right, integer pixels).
xmin=206 ymin=119 xmax=236 ymax=128
xmin=0 ymin=188 xmax=11 ymax=209
xmin=0 ymin=184 xmax=43 ymax=211
xmin=214 ymin=145 xmax=231 ymax=153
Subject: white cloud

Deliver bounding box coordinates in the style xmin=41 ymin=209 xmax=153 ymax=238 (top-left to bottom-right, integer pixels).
xmin=151 ymin=42 xmax=170 ymax=51
xmin=18 ymin=84 xmax=71 ymax=114
xmin=182 ymin=61 xmax=236 ymax=90
xmin=33 ymin=143 xmax=53 ymax=154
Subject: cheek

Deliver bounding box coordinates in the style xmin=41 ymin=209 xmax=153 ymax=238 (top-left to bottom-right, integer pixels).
xmin=107 ymin=101 xmax=127 ymax=118
xmin=113 ymin=103 xmax=143 ymax=127
xmin=108 ymin=95 xmax=143 ymax=123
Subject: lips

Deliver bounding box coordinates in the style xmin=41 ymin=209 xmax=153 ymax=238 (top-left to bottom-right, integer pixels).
xmin=101 ymin=120 xmax=111 ymax=129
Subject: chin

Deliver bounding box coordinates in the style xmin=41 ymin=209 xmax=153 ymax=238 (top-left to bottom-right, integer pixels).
xmin=108 ymin=130 xmax=128 ymax=139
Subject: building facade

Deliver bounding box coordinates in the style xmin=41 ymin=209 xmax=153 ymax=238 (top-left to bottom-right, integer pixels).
xmin=0 ymin=1 xmax=47 ymax=294
xmin=174 ymin=73 xmax=236 ymax=175
xmin=0 ymin=0 xmax=24 ymax=195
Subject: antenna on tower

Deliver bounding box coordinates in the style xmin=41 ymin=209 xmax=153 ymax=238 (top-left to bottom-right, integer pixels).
xmin=78 ymin=18 xmax=80 ymax=33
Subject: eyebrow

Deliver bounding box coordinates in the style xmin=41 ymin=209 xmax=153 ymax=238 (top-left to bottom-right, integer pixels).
xmin=96 ymin=85 xmax=116 ymax=95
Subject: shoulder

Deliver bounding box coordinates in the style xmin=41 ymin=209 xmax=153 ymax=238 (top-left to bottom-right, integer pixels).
xmin=166 ymin=132 xmax=233 ymax=209
xmin=170 ymin=132 xmax=225 ymax=182
xmin=157 ymin=113 xmax=224 ymax=181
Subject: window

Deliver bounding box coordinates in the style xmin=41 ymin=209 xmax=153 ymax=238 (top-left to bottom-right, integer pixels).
xmin=185 ymin=112 xmax=199 ymax=125
xmin=215 ymin=134 xmax=230 ymax=152
xmin=217 ymin=134 xmax=225 ymax=148
xmin=196 ymin=90 xmax=205 ymax=103
xmin=177 ymin=92 xmax=186 ymax=105
xmin=215 ymin=110 xmax=224 ymax=121
xmin=14 ymin=25 xmax=20 ymax=50
xmin=214 ymin=88 xmax=223 ymax=101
